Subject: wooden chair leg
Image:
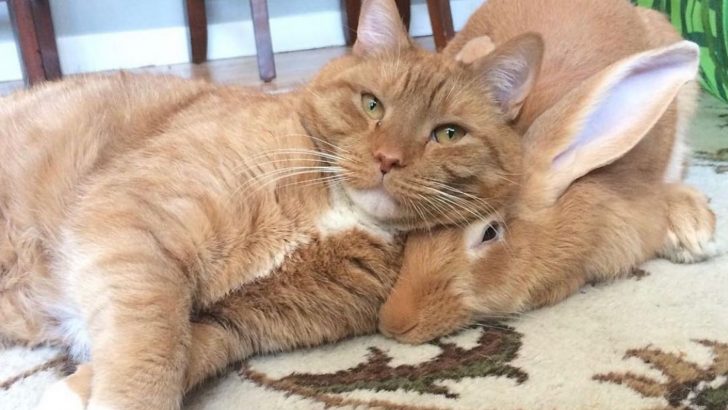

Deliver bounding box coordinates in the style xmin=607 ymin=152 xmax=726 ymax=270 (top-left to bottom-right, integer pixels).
xmin=184 ymin=0 xmax=208 ymax=64
xmin=340 ymin=0 xmax=411 ymax=46
xmin=250 ymin=0 xmax=276 ymax=82
xmin=8 ymin=0 xmax=61 ymax=86
xmin=426 ymin=0 xmax=454 ymax=51
xmin=29 ymin=0 xmax=60 ymax=80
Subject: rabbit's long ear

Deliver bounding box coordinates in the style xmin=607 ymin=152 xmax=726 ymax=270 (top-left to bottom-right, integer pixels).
xmin=353 ymin=0 xmax=411 ymax=56
xmin=522 ymin=41 xmax=699 ymax=209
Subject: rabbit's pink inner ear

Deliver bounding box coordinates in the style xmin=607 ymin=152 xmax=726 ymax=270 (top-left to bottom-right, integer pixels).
xmin=352 ymin=0 xmax=411 ymax=56
xmin=472 ymin=33 xmax=544 ymax=121
xmin=552 ymin=42 xmax=700 ymax=171
xmin=522 ymin=41 xmax=700 ymax=208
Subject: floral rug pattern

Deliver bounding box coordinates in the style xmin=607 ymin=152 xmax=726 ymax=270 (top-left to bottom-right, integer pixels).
xmin=595 ymin=340 xmax=728 ymax=410
xmin=240 ymin=325 xmax=527 ymax=409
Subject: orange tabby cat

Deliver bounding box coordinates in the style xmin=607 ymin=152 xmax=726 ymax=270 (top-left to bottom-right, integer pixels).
xmin=0 ymin=0 xmax=545 ymax=408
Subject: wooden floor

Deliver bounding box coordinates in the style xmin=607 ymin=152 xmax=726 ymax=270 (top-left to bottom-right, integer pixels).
xmin=0 ymin=37 xmax=436 ymax=96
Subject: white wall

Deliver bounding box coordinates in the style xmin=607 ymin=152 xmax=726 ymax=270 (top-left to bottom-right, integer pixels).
xmin=0 ymin=0 xmax=485 ymax=82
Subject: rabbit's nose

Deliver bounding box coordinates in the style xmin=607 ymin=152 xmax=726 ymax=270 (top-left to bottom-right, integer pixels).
xmin=378 ymin=297 xmax=419 ymax=340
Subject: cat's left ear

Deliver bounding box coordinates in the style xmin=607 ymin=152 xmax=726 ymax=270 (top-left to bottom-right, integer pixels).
xmin=353 ymin=0 xmax=411 ymax=56
xmin=469 ymin=33 xmax=544 ymax=121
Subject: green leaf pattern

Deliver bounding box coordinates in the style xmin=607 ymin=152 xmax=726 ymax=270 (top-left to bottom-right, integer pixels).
xmin=634 ymin=0 xmax=728 ymax=104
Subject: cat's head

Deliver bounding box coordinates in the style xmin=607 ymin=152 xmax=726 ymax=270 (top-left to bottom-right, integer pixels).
xmin=300 ymin=0 xmax=544 ymax=230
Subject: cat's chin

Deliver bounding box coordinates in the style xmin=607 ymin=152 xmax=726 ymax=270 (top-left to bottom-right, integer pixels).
xmin=344 ymin=186 xmax=402 ymax=221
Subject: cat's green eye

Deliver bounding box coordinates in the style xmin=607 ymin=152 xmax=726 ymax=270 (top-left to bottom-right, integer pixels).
xmin=431 ymin=124 xmax=466 ymax=144
xmin=361 ymin=93 xmax=384 ymax=120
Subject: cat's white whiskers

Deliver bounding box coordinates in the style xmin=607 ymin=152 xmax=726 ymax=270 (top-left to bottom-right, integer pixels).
xmin=425 ymin=187 xmax=484 ymax=222
xmin=428 ymin=196 xmax=471 ymax=229
xmin=420 ymin=178 xmax=516 ymax=259
xmin=418 ymin=191 xmax=468 ymax=229
xmin=307 ymin=134 xmax=353 ymax=154
xmin=234 ymin=149 xmax=358 ymax=178
xmin=266 ymin=130 xmax=354 ymax=158
xmin=430 ymin=181 xmax=510 ymax=238
xmin=431 ymin=186 xmax=514 ymax=257
xmin=252 ymin=166 xmax=344 ymax=181
xmin=408 ymin=180 xmax=486 ymax=224
xmin=275 ymin=173 xmax=349 ymax=191
xmin=235 ymin=166 xmax=344 ymax=196
xmin=266 ymin=134 xmax=354 ymax=161
xmin=241 ymin=169 xmax=341 ymax=195
xmin=249 ymin=158 xmax=336 ymax=168
xmin=393 ymin=179 xmax=472 ymax=228
xmin=423 ymin=178 xmax=501 ymax=219
xmin=240 ymin=134 xmax=349 ymax=157
xmin=422 ymin=198 xmax=458 ymax=229
xmin=276 ymin=149 xmax=356 ymax=165
xmin=403 ymin=195 xmax=432 ymax=233
xmin=247 ymin=148 xmax=349 ymax=163
xmin=425 ymin=199 xmax=464 ymax=228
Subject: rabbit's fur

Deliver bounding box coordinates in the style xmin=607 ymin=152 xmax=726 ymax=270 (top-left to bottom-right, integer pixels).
xmin=379 ymin=0 xmax=717 ymax=343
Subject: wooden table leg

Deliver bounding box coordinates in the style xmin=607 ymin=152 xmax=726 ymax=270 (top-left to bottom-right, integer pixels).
xmin=184 ymin=0 xmax=208 ymax=64
xmin=8 ymin=0 xmax=61 ymax=86
xmin=426 ymin=0 xmax=454 ymax=50
xmin=250 ymin=0 xmax=276 ymax=82
xmin=341 ymin=0 xmax=411 ymax=46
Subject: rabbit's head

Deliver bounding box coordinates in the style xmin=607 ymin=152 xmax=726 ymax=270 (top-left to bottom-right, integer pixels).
xmin=379 ymin=41 xmax=700 ymax=343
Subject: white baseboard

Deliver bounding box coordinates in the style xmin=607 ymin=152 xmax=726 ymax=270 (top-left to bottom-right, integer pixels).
xmin=0 ymin=0 xmax=484 ymax=82
xmin=0 ymin=41 xmax=22 ymax=81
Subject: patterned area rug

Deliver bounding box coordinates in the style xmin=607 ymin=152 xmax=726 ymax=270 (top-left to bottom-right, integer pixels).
xmin=1 ymin=94 xmax=727 ymax=410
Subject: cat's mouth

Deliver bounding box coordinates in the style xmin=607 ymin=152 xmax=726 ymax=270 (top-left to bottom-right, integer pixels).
xmin=344 ymin=186 xmax=402 ymax=221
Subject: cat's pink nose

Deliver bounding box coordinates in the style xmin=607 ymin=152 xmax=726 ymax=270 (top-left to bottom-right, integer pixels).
xmin=375 ymin=151 xmax=402 ymax=174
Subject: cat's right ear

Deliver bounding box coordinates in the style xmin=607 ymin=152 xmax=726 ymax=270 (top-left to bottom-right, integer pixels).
xmin=469 ymin=33 xmax=544 ymax=121
xmin=353 ymin=0 xmax=411 ymax=56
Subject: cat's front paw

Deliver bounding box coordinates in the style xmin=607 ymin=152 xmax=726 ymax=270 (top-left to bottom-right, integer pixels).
xmin=35 ymin=379 xmax=85 ymax=410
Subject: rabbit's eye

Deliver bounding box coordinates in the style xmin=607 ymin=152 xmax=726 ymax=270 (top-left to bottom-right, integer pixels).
xmin=482 ymin=222 xmax=501 ymax=243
